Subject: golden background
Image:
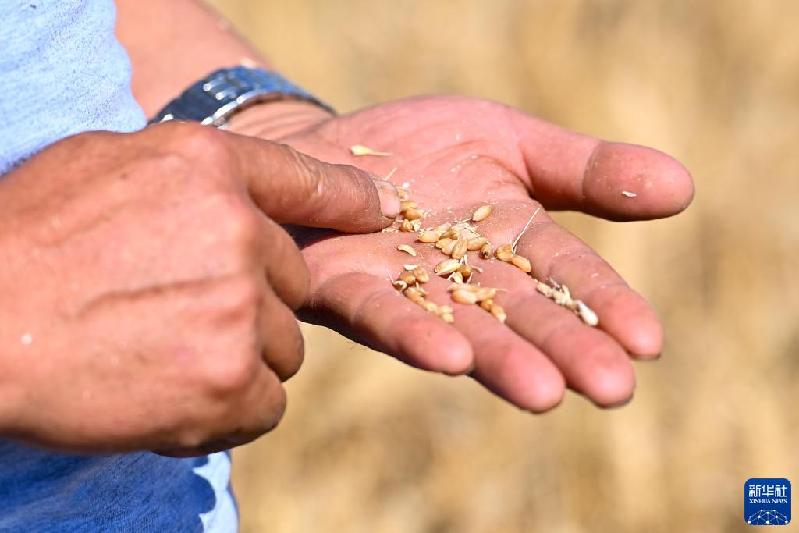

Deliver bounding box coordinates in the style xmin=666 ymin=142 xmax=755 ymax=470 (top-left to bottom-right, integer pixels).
xmin=207 ymin=1 xmax=799 ymax=531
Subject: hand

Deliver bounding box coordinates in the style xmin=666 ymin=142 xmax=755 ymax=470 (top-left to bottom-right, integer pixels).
xmin=236 ymin=96 xmax=693 ymax=411
xmin=0 ymin=122 xmax=397 ymax=455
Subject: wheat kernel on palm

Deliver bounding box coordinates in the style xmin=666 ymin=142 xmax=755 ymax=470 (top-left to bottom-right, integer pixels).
xmin=449 ymin=271 xmax=464 ymax=284
xmin=392 ymin=280 xmax=408 ymax=291
xmin=424 ymin=301 xmax=439 ymax=313
xmin=404 ymin=207 xmax=423 ymax=221
xmin=479 ymin=298 xmax=494 ymax=311
xmin=467 ymin=237 xmax=488 ymax=251
xmin=399 ymin=219 xmax=415 ymax=232
xmin=457 ymin=264 xmax=472 ymax=279
xmin=452 ymin=289 xmax=479 ymax=305
xmin=418 ymin=230 xmax=439 ymax=243
xmin=445 ymin=228 xmax=461 ymax=240
xmin=435 ymin=258 xmax=461 ymax=275
xmin=495 ymin=243 xmax=514 ymax=262
xmin=459 ymin=228 xmax=479 ymax=242
xmin=402 ymin=264 xmax=419 ymax=271
xmin=397 ymin=244 xmax=417 ymax=256
xmin=511 ymin=254 xmax=532 ymax=273
xmin=480 ymin=243 xmax=493 ymax=259
xmin=440 ymin=312 xmax=455 ymax=323
xmin=399 ymin=271 xmax=416 ymax=285
xmin=535 ymin=279 xmax=554 ymax=298
xmin=451 ymin=238 xmax=468 ymax=259
xmin=350 ymin=144 xmax=392 ymax=157
xmin=489 ymin=304 xmax=507 ymax=323
xmin=434 ymin=223 xmax=452 ymax=235
xmin=471 ymin=204 xmax=493 ymax=222
xmin=435 ymin=237 xmax=452 ymax=250
xmin=440 ymin=239 xmax=457 ymax=255
xmin=474 ymin=287 xmax=497 ymax=301
xmin=412 ymin=266 xmax=430 ymax=283
xmin=575 ymin=300 xmax=599 ymax=326
xmin=404 ymin=287 xmax=425 ymax=303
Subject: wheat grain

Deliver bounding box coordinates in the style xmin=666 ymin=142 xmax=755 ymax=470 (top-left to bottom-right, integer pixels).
xmin=397 ymin=244 xmax=417 ymax=256
xmin=472 ymin=204 xmax=493 ymax=222
xmin=451 ymin=238 xmax=468 ymax=259
xmin=440 ymin=239 xmax=457 ymax=255
xmin=575 ymin=300 xmax=599 ymax=326
xmin=495 ymin=244 xmax=514 ymax=262
xmin=467 ymin=237 xmax=488 ymax=251
xmin=404 ymin=207 xmax=423 ymax=221
xmin=399 ymin=271 xmax=416 ymax=285
xmin=489 ymin=304 xmax=507 ymax=323
xmin=350 ymin=144 xmax=392 ymax=157
xmin=412 ymin=266 xmax=430 ymax=283
xmin=404 ymin=287 xmax=425 ymax=304
xmin=400 ymin=219 xmax=415 ymax=232
xmin=448 ymin=271 xmax=464 ymax=284
xmin=435 ymin=258 xmax=461 ymax=275
xmin=474 ymin=287 xmax=497 ymax=301
xmin=418 ymin=230 xmax=439 ymax=243
xmin=435 ymin=237 xmax=453 ymax=250
xmin=452 ymin=289 xmax=479 ymax=304
xmin=511 ymin=254 xmax=532 ymax=273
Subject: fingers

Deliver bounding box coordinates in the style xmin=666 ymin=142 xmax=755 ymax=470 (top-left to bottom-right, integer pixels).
xmin=471 ymin=259 xmax=636 ymax=407
xmin=259 ymin=287 xmax=305 ymax=381
xmin=477 ymin=200 xmax=663 ymax=358
xmin=506 ymin=294 xmax=635 ymax=407
xmin=452 ymin=303 xmax=567 ymax=413
xmin=306 ymin=270 xmax=566 ymax=412
xmin=508 ymin=108 xmax=694 ymax=220
xmin=302 ymin=272 xmax=474 ymax=375
xmin=222 ymin=131 xmax=400 ymax=232
xmin=258 ymin=215 xmax=310 ymax=310
xmin=155 ymin=362 xmax=287 ymax=457
xmin=396 ymin=272 xmax=567 ymax=412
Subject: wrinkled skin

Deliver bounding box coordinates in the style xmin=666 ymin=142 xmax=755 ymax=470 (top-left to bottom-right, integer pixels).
xmin=271 ymin=95 xmax=694 ymax=411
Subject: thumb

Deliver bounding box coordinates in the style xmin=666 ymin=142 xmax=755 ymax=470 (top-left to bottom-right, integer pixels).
xmin=223 ymin=132 xmax=399 ymax=232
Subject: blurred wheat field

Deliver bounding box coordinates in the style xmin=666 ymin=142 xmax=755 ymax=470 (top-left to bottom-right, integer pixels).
xmin=206 ymin=1 xmax=799 ymax=532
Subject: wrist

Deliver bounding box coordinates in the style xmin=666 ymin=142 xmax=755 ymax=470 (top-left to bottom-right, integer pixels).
xmin=224 ymin=100 xmax=333 ymax=140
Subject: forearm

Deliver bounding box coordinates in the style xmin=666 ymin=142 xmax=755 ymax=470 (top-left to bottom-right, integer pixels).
xmin=116 ymin=0 xmax=269 ymax=116
xmin=115 ymin=0 xmax=330 ymax=138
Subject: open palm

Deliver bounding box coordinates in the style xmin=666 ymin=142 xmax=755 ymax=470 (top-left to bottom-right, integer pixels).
xmin=276 ymin=95 xmax=693 ymax=411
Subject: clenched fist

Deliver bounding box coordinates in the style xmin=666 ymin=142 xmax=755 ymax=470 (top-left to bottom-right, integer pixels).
xmin=0 ymin=122 xmax=398 ymax=456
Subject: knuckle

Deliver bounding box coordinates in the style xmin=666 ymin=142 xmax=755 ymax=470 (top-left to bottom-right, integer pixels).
xmin=222 ymin=203 xmax=261 ymax=251
xmin=219 ymin=274 xmax=263 ymax=320
xmin=164 ymin=122 xmax=228 ymax=164
xmin=206 ymin=349 xmax=259 ymax=397
xmin=145 ymin=151 xmax=192 ymax=179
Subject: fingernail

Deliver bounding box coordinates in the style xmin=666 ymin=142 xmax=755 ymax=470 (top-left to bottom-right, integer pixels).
xmin=372 ymin=178 xmax=400 ymax=218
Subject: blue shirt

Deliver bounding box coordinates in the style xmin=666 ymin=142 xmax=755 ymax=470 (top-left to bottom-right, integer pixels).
xmin=0 ymin=1 xmax=237 ymax=530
